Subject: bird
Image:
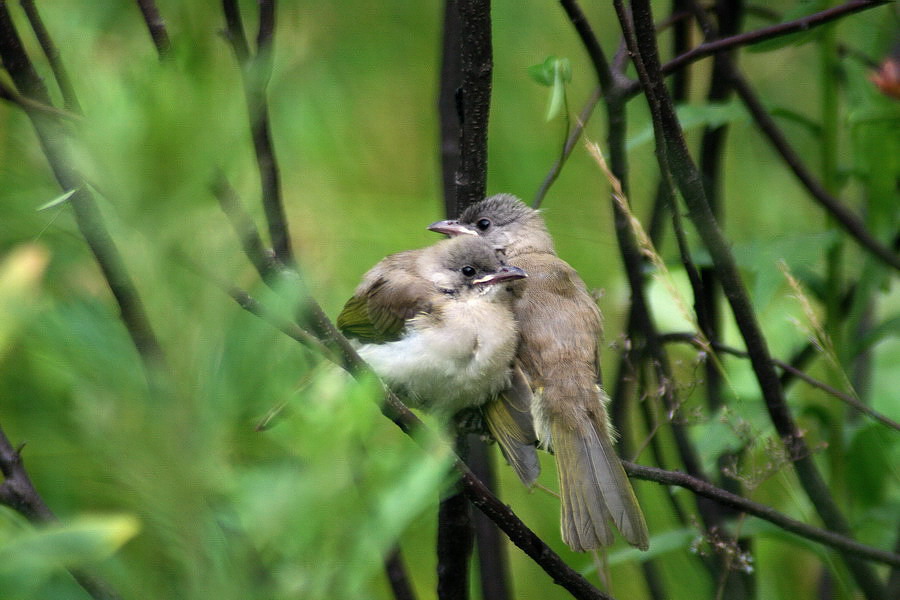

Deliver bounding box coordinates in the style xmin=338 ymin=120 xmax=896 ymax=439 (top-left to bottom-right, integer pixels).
xmin=429 ymin=193 xmax=649 ymax=552
xmin=337 ymin=235 xmax=541 ymax=485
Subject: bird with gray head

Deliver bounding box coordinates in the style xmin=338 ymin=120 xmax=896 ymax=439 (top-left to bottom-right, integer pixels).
xmin=337 ymin=235 xmax=540 ymax=485
xmin=429 ymin=193 xmax=649 ymax=552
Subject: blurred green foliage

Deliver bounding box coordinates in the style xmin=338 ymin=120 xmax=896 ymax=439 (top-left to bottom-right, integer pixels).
xmin=0 ymin=1 xmax=897 ymax=599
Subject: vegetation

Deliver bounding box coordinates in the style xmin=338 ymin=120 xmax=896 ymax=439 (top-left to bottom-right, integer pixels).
xmin=0 ymin=1 xmax=897 ymax=599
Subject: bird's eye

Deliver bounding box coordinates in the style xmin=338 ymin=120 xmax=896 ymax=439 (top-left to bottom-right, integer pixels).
xmin=461 ymin=265 xmax=476 ymax=277
xmin=476 ymin=218 xmax=491 ymax=231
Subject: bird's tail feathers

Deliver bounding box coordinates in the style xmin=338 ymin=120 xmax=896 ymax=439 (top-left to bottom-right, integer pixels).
xmin=548 ymin=389 xmax=649 ymax=551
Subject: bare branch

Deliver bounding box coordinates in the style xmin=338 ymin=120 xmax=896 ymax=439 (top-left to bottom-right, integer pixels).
xmin=660 ymin=0 xmax=889 ymax=79
xmin=221 ymin=0 xmax=293 ymax=263
xmin=437 ymin=436 xmax=474 ymax=600
xmin=625 ymin=462 xmax=900 ymax=568
xmin=662 ymin=332 xmax=900 ymax=433
xmin=20 ymin=0 xmax=80 ymax=111
xmin=385 ymin=548 xmax=418 ymax=600
xmin=453 ymin=0 xmax=492 ymax=215
xmin=134 ymin=0 xmax=172 ymax=57
xmin=0 ymin=426 xmax=122 ymax=600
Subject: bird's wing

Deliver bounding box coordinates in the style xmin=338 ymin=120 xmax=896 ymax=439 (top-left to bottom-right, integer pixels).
xmin=483 ymin=363 xmax=540 ymax=486
xmin=337 ymin=260 xmax=435 ymax=343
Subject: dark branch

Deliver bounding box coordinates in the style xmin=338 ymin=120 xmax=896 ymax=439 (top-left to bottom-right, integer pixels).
xmin=20 ymin=0 xmax=80 ymax=111
xmin=467 ymin=436 xmax=511 ymax=600
xmin=385 ymin=548 xmax=418 ymax=600
xmin=660 ymin=0 xmax=888 ymax=79
xmin=0 ymin=426 xmax=122 ymax=600
xmin=453 ymin=0 xmax=492 ymax=214
xmin=134 ymin=0 xmax=172 ymax=56
xmin=625 ymin=462 xmax=900 ymax=568
xmin=437 ymin=436 xmax=473 ymax=600
xmin=438 ymin=0 xmax=462 ymax=216
xmin=221 ymin=0 xmax=293 ymax=264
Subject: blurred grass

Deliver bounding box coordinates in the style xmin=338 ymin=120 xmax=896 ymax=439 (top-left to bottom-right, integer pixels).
xmin=0 ymin=1 xmax=897 ymax=599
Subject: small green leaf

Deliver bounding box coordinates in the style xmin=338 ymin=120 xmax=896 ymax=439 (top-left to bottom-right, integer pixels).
xmin=527 ymin=56 xmax=557 ymax=87
xmin=36 ymin=187 xmax=79 ymax=212
xmin=0 ymin=515 xmax=139 ymax=595
xmin=544 ymin=58 xmax=572 ymax=120
xmin=528 ymin=57 xmax=572 ymax=120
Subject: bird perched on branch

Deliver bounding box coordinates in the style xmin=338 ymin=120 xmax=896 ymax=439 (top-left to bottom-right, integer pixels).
xmin=337 ymin=235 xmax=540 ymax=485
xmin=429 ymin=193 xmax=649 ymax=552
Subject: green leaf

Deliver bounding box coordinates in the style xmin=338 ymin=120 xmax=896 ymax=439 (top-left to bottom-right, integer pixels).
xmin=0 ymin=515 xmax=139 ymax=596
xmin=527 ymin=56 xmax=557 ymax=87
xmin=747 ymin=0 xmax=829 ymax=53
xmin=528 ymin=57 xmax=572 ymax=120
xmin=544 ymin=57 xmax=572 ymax=121
xmin=35 ymin=187 xmax=79 ymax=212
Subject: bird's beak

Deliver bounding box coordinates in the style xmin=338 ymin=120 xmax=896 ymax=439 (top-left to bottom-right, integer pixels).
xmin=427 ymin=219 xmax=479 ymax=237
xmin=473 ymin=265 xmax=527 ymax=286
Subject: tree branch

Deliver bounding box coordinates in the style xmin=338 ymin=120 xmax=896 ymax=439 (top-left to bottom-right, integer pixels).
xmin=134 ymin=0 xmax=172 ymax=57
xmin=438 ymin=0 xmax=462 ymax=217
xmin=620 ymin=0 xmax=887 ymax=596
xmin=20 ymin=0 xmax=80 ymax=111
xmin=221 ymin=0 xmax=293 ymax=264
xmin=0 ymin=425 xmax=122 ymax=600
xmin=437 ymin=435 xmax=474 ymax=600
xmin=617 ymin=0 xmax=899 ymax=271
xmin=659 ymin=0 xmax=888 ymax=80
xmin=625 ymin=462 xmax=900 ymax=568
xmin=453 ymin=0 xmax=492 ymax=215
xmin=385 ymin=547 xmax=418 ymax=600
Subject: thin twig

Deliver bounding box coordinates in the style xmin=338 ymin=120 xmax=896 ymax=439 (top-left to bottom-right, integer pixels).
xmin=0 ymin=77 xmax=76 ymax=119
xmin=660 ymin=0 xmax=889 ymax=80
xmin=625 ymin=462 xmax=900 ymax=568
xmin=661 ymin=332 xmax=900 ymax=432
xmin=20 ymin=0 xmax=80 ymax=111
xmin=221 ymin=0 xmax=293 ymax=263
xmin=533 ymin=86 xmax=601 ymax=208
xmin=727 ymin=72 xmax=898 ymax=271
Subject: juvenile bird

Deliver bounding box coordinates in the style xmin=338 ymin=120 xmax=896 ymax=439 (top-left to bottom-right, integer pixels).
xmin=429 ymin=194 xmax=649 ymax=551
xmin=337 ymin=236 xmax=540 ymax=485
